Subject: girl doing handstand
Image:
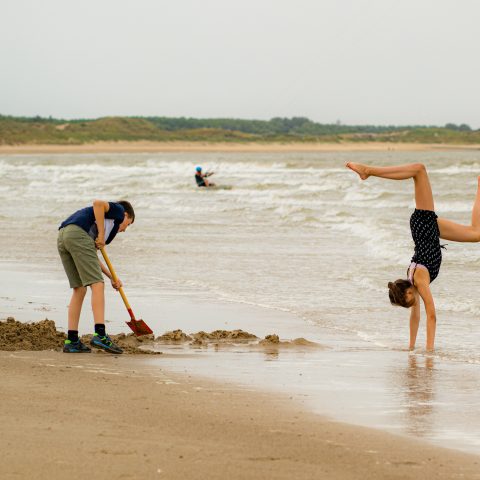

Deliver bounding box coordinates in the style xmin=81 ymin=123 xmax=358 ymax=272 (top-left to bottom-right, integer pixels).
xmin=346 ymin=162 xmax=480 ymax=351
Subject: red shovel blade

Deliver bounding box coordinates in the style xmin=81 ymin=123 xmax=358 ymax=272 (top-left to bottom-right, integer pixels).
xmin=126 ymin=319 xmax=153 ymax=336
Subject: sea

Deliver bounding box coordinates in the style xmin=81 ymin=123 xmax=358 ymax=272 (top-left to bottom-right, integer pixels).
xmin=1 ymin=150 xmax=480 ymax=454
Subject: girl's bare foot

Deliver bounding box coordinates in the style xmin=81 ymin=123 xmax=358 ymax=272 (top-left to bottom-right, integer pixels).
xmin=346 ymin=162 xmax=369 ymax=180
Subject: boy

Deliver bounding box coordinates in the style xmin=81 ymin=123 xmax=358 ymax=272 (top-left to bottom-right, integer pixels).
xmin=57 ymin=199 xmax=135 ymax=354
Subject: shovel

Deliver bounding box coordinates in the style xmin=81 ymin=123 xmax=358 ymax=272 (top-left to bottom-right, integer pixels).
xmin=100 ymin=247 xmax=153 ymax=336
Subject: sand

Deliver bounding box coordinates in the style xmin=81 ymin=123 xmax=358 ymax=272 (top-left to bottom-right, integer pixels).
xmin=1 ymin=140 xmax=480 ymax=154
xmin=0 ymin=317 xmax=66 ymax=351
xmin=1 ymin=351 xmax=479 ymax=480
xmin=0 ymin=317 xmax=320 ymax=354
xmin=0 ymin=318 xmax=313 ymax=353
xmin=0 ymin=317 xmax=159 ymax=355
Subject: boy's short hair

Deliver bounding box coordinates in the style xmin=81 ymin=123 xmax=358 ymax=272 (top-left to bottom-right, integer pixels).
xmin=118 ymin=200 xmax=135 ymax=223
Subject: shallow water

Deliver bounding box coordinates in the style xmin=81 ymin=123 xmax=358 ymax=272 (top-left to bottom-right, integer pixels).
xmin=1 ymin=150 xmax=480 ymax=453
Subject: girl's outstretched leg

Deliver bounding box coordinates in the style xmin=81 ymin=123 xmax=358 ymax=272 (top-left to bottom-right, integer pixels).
xmin=346 ymin=162 xmax=426 ymax=181
xmin=346 ymin=162 xmax=434 ymax=211
xmin=438 ymin=176 xmax=480 ymax=242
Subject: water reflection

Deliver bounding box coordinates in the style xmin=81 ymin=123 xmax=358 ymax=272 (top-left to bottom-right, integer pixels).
xmin=262 ymin=348 xmax=279 ymax=360
xmin=400 ymin=354 xmax=437 ymax=437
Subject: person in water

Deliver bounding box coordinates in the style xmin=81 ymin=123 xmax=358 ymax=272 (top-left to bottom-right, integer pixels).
xmin=195 ymin=166 xmax=215 ymax=187
xmin=346 ymin=162 xmax=480 ymax=352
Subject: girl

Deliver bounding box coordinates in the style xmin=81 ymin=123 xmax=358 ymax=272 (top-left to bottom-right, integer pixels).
xmin=346 ymin=162 xmax=480 ymax=351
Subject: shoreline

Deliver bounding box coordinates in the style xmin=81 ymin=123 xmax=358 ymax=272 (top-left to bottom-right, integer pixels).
xmin=1 ymin=140 xmax=480 ymax=154
xmin=3 ymin=262 xmax=480 ymax=456
xmin=2 ymin=351 xmax=479 ymax=480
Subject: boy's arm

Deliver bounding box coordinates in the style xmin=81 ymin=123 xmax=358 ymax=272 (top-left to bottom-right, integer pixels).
xmin=93 ymin=200 xmax=110 ymax=249
xmin=99 ymin=260 xmax=122 ymax=290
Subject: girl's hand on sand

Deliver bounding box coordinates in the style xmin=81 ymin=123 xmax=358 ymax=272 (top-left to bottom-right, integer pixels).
xmin=111 ymin=278 xmax=122 ymax=290
xmin=95 ymin=236 xmax=106 ymax=249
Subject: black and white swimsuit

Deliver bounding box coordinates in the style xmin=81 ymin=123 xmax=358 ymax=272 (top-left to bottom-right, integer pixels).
xmin=409 ymin=209 xmax=443 ymax=284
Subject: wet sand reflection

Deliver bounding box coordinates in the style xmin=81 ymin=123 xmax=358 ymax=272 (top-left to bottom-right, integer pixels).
xmin=400 ymin=355 xmax=437 ymax=437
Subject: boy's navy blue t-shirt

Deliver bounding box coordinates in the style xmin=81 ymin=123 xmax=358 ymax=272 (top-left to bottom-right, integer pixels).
xmin=59 ymin=202 xmax=125 ymax=245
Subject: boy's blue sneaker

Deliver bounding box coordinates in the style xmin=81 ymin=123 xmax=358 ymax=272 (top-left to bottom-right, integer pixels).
xmin=90 ymin=333 xmax=123 ymax=354
xmin=63 ymin=339 xmax=91 ymax=353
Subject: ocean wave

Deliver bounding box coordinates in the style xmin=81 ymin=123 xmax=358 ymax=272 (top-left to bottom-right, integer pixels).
xmin=5 ymin=151 xmax=480 ymax=368
xmin=432 ymin=163 xmax=480 ymax=175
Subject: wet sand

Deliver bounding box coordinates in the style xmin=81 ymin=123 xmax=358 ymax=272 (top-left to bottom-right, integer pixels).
xmin=3 ymin=262 xmax=480 ymax=454
xmin=2 ymin=351 xmax=479 ymax=480
xmin=1 ymin=140 xmax=480 ymax=154
xmin=0 ymin=316 xmax=311 ymax=353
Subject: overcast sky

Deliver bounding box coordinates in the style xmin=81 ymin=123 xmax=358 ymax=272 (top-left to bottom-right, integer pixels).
xmin=1 ymin=0 xmax=479 ymax=127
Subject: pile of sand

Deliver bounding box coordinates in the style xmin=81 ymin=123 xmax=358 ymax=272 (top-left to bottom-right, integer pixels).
xmin=0 ymin=317 xmax=66 ymax=351
xmin=0 ymin=317 xmax=159 ymax=355
xmin=191 ymin=329 xmax=257 ymax=343
xmin=0 ymin=318 xmax=318 ymax=353
xmin=258 ymin=334 xmax=320 ymax=348
xmin=156 ymin=329 xmax=258 ymax=346
xmin=259 ymin=334 xmax=280 ymax=345
xmin=156 ymin=329 xmax=192 ymax=343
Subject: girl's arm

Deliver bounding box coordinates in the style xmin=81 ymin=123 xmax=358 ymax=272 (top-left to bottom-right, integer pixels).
xmin=409 ymin=295 xmax=421 ymax=350
xmin=415 ymin=273 xmax=437 ymax=351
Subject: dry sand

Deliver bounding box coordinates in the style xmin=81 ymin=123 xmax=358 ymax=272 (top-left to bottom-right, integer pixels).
xmin=1 ymin=141 xmax=480 ymax=154
xmin=1 ymin=351 xmax=479 ymax=480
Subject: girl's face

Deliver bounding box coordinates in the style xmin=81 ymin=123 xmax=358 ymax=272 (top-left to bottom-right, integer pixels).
xmin=404 ymin=287 xmax=416 ymax=307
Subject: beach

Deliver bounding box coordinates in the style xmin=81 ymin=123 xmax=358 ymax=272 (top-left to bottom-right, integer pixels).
xmin=1 ymin=141 xmax=480 ymax=154
xmin=3 ymin=0 xmax=480 ymax=473
xmin=2 ymin=350 xmax=480 ymax=480
xmin=2 ymin=148 xmax=480 ymax=476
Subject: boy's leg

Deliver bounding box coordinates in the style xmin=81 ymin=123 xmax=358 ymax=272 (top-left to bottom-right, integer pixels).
xmin=89 ymin=281 xmax=123 ymax=354
xmin=62 ymin=226 xmax=105 ymax=324
xmin=68 ymin=286 xmax=87 ymax=330
xmin=438 ymin=176 xmax=480 ymax=242
xmin=90 ymin=282 xmax=105 ymax=325
xmin=346 ymin=162 xmax=434 ymax=211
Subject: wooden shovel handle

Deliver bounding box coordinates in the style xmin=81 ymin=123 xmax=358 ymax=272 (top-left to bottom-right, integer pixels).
xmin=100 ymin=247 xmax=133 ymax=315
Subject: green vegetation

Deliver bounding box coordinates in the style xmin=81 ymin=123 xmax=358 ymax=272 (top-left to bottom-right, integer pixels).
xmin=0 ymin=114 xmax=479 ymax=145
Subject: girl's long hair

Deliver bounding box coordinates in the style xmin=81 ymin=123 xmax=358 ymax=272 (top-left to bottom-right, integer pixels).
xmin=388 ymin=279 xmax=414 ymax=308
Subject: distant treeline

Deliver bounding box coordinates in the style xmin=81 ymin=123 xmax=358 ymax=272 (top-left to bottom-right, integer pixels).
xmin=0 ymin=114 xmax=479 ymax=145
xmin=144 ymin=116 xmax=475 ymax=136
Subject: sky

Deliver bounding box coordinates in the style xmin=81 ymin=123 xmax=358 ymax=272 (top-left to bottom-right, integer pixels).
xmin=1 ymin=0 xmax=479 ymax=127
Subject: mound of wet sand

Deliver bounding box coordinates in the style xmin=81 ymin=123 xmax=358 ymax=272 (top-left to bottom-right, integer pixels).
xmin=191 ymin=329 xmax=257 ymax=342
xmin=156 ymin=329 xmax=192 ymax=343
xmin=0 ymin=317 xmax=159 ymax=355
xmin=1 ymin=318 xmax=318 ymax=353
xmin=260 ymin=334 xmax=280 ymax=344
xmin=156 ymin=329 xmax=258 ymax=346
xmin=0 ymin=317 xmax=66 ymax=351
xmin=259 ymin=334 xmax=321 ymax=348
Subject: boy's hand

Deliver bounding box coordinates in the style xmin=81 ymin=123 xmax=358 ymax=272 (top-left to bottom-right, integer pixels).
xmin=111 ymin=278 xmax=123 ymax=290
xmin=95 ymin=236 xmax=106 ymax=249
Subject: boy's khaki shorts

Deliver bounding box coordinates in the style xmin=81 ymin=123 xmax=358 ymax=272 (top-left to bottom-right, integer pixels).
xmin=57 ymin=224 xmax=104 ymax=288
